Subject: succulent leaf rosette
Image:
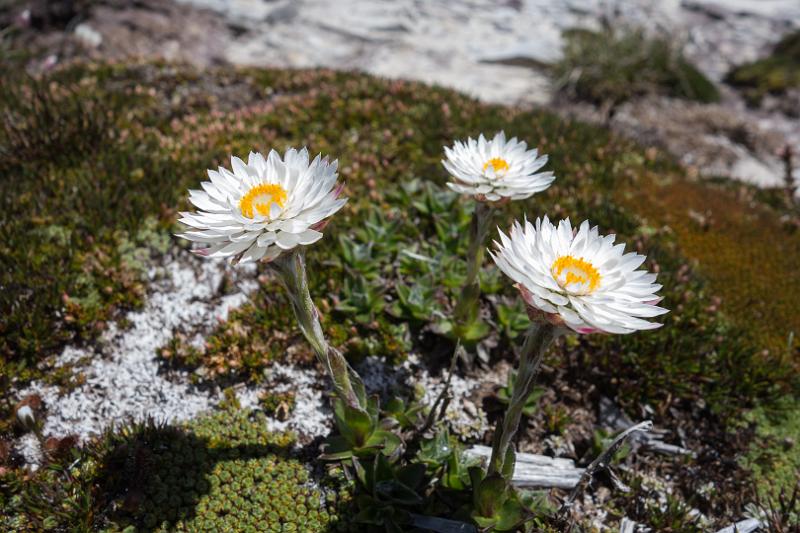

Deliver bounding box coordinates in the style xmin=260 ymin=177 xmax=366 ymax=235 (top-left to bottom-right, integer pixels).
xmin=178 ymin=148 xmax=347 ymax=263
xmin=442 ymin=131 xmax=555 ymax=202
xmin=491 ymin=216 xmax=668 ymax=334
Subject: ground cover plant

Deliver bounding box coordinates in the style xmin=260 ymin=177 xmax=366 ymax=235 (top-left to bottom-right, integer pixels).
xmin=2 ymin=405 xmax=352 ymax=531
xmin=551 ymin=25 xmax=720 ymax=118
xmin=726 ymin=29 xmax=800 ymax=105
xmin=1 ymin=57 xmax=799 ymax=530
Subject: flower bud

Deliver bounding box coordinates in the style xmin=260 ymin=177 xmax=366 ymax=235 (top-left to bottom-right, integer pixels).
xmin=17 ymin=405 xmax=36 ymax=431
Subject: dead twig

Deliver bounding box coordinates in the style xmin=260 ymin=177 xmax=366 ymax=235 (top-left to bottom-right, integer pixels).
xmin=418 ymin=341 xmax=461 ymax=435
xmin=558 ymin=420 xmax=653 ymax=518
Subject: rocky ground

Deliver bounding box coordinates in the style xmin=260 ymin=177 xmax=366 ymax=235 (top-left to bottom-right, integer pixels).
xmin=11 ymin=0 xmax=800 ymax=190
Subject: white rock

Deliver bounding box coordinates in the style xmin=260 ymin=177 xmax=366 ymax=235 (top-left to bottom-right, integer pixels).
xmin=17 ymin=252 xmax=258 ymax=448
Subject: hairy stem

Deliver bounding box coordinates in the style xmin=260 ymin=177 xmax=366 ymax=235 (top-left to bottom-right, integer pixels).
xmin=488 ymin=321 xmax=559 ymax=476
xmin=273 ymin=249 xmax=366 ymax=412
xmin=455 ymin=202 xmax=494 ymax=329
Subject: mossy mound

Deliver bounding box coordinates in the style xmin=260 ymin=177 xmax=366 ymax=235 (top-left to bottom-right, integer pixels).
xmin=726 ymin=30 xmax=800 ymax=105
xmin=1 ymin=407 xmax=351 ymax=532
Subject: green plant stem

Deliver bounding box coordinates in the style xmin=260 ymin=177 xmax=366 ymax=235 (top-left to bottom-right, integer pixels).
xmin=273 ymin=249 xmax=367 ymax=413
xmin=488 ymin=321 xmax=559 ymax=477
xmin=455 ymin=202 xmax=494 ymax=329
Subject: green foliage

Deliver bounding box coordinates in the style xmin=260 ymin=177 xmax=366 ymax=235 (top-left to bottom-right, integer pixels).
xmin=384 ymin=396 xmax=425 ymax=431
xmin=335 ymin=276 xmax=387 ymax=324
xmin=739 ymin=396 xmax=800 ymax=501
xmin=468 ymin=467 xmax=552 ymax=532
xmin=388 ymin=277 xmax=442 ymax=325
xmin=726 ymin=30 xmax=800 ymax=104
xmin=350 ymin=454 xmax=426 ymax=531
xmin=552 ymin=26 xmax=720 ymax=108
xmin=417 ymin=429 xmax=478 ymax=491
xmin=494 ymin=298 xmax=530 ymax=340
xmin=1 ymin=407 xmax=351 ymax=532
xmin=321 ymin=397 xmax=402 ymax=461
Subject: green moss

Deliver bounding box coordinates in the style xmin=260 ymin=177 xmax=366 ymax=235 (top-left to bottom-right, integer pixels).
xmin=619 ymin=176 xmax=800 ymax=359
xmin=726 ymin=30 xmax=800 ymax=104
xmin=1 ymin=407 xmax=352 ymax=532
xmin=740 ymin=396 xmax=800 ymax=501
xmin=551 ymin=26 xmax=720 ymax=108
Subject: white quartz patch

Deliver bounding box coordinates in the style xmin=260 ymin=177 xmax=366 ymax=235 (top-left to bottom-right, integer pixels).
xmin=19 ymin=253 xmax=258 ymax=445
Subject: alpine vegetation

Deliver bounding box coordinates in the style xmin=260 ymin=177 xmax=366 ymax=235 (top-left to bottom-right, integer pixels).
xmin=442 ymin=132 xmax=555 ymax=348
xmin=175 ymin=138 xmax=668 ymax=532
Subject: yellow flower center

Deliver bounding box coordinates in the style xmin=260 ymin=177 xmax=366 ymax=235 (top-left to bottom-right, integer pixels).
xmin=483 ymin=157 xmax=509 ymax=175
xmin=551 ymin=255 xmax=601 ymax=294
xmin=239 ymin=183 xmax=288 ymax=219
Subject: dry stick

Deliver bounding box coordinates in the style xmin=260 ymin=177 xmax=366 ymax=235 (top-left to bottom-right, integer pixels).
xmin=782 ymin=144 xmax=795 ymax=205
xmin=558 ymin=420 xmax=654 ymax=518
xmin=714 ymin=518 xmax=763 ymax=533
xmin=419 ymin=341 xmax=462 ymax=435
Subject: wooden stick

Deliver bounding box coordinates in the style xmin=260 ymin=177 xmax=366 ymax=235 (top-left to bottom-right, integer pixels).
xmin=558 ymin=421 xmax=653 ymax=516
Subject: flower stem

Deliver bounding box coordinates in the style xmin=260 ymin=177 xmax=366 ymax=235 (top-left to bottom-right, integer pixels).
xmin=454 ymin=202 xmax=494 ymax=330
xmin=488 ymin=321 xmax=559 ymax=477
xmin=273 ymin=249 xmax=366 ymax=412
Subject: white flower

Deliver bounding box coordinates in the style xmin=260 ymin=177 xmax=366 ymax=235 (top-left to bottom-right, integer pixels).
xmin=178 ymin=148 xmax=347 ymax=263
xmin=491 ymin=217 xmax=668 ymax=334
xmin=442 ymin=131 xmax=555 ymax=202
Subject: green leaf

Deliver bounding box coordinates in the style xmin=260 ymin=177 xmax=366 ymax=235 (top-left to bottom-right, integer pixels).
xmin=501 ymin=445 xmax=516 ymax=481
xmin=443 ymin=447 xmax=466 ymax=490
xmin=343 ymin=403 xmax=376 ymax=447
xmin=494 ymin=496 xmax=526 ymax=531
xmin=418 ymin=429 xmax=453 ymax=466
xmin=319 ymin=435 xmax=354 ymax=461
xmin=396 ymin=463 xmax=426 ymax=490
xmin=473 ymin=474 xmax=507 ymax=517
xmin=459 ymin=318 xmax=490 ymax=342
xmin=352 ymin=456 xmax=368 ymax=488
